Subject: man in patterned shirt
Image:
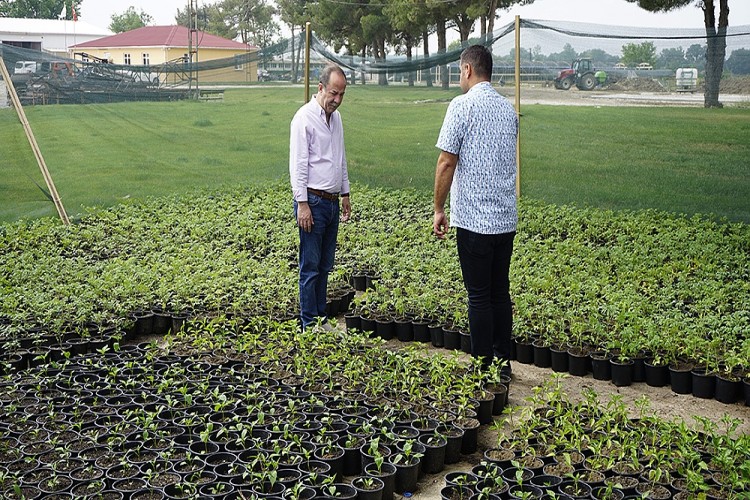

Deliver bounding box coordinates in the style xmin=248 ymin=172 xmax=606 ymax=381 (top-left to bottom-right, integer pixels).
xmin=433 ymin=44 xmax=518 ymax=376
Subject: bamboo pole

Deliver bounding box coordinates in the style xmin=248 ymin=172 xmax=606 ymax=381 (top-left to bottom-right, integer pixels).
xmin=0 ymin=55 xmax=70 ymax=225
xmin=514 ymin=15 xmax=521 ymax=200
xmin=304 ymin=22 xmax=311 ymax=103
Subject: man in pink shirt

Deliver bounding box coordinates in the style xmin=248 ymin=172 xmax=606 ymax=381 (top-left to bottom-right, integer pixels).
xmin=290 ymin=64 xmax=352 ymax=329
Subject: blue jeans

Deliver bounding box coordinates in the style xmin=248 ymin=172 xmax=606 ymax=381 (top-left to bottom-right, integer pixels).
xmin=295 ymin=194 xmax=340 ymax=328
xmin=456 ymin=228 xmax=515 ymax=369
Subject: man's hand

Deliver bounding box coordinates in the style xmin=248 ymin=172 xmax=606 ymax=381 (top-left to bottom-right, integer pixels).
xmin=341 ymin=197 xmax=352 ymax=222
xmin=433 ymin=209 xmax=449 ymax=239
xmin=297 ymin=202 xmax=313 ymax=232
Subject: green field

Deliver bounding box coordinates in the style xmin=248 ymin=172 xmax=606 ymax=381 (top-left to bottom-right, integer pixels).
xmin=2 ymin=85 xmax=749 ymax=223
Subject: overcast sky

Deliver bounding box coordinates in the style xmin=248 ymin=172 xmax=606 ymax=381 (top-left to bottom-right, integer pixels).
xmin=79 ymin=0 xmax=750 ymax=32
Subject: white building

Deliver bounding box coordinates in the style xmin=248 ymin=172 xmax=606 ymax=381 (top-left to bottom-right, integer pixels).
xmin=0 ymin=17 xmax=111 ymax=57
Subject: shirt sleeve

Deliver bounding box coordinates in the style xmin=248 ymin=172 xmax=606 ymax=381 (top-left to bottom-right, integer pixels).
xmin=289 ymin=110 xmax=309 ymax=202
xmin=436 ymin=98 xmax=464 ymax=155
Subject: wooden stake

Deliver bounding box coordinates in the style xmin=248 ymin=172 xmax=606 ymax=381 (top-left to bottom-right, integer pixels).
xmin=0 ymin=55 xmax=70 ymax=225
xmin=514 ymin=15 xmax=522 ymax=200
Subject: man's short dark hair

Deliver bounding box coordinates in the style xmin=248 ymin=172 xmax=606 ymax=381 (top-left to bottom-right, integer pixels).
xmin=320 ymin=64 xmax=346 ymax=86
xmin=461 ymin=45 xmax=493 ymax=79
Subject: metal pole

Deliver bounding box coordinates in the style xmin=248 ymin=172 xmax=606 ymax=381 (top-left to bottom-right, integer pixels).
xmin=305 ymin=22 xmax=311 ymax=103
xmin=0 ymin=56 xmax=70 ymax=225
xmin=514 ymin=15 xmax=521 ymax=200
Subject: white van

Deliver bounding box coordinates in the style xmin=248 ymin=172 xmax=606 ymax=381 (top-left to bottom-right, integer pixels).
xmin=14 ymin=61 xmax=39 ymax=75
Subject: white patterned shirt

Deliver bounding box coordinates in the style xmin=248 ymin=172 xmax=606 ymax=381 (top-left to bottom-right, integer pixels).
xmin=436 ymin=81 xmax=518 ymax=234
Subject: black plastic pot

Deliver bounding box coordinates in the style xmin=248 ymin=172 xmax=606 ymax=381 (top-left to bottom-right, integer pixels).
xmin=344 ymin=313 xmax=361 ymax=332
xmin=691 ymin=369 xmax=716 ymax=399
xmin=532 ymin=339 xmax=551 ymax=368
xmin=590 ymin=352 xmax=612 ymax=381
xmin=485 ymin=383 xmax=508 ymax=415
xmin=550 ymin=345 xmax=569 ymax=373
xmin=359 ymin=315 xmax=376 ymax=334
xmin=443 ymin=327 xmax=460 ymax=351
xmin=395 ymin=318 xmax=414 ymax=342
xmin=460 ymin=331 xmax=472 ymax=354
xmin=714 ymin=374 xmax=741 ymax=404
xmin=440 ymin=485 xmax=473 ymax=500
xmin=351 ymin=475 xmax=384 ymax=500
xmin=610 ymin=359 xmax=634 ymax=387
xmin=567 ymin=348 xmax=589 ymax=377
xmin=429 ymin=324 xmax=445 ymax=348
xmin=669 ymin=363 xmax=693 ymax=394
xmin=391 ymin=455 xmax=420 ymax=494
xmin=412 ymin=320 xmax=430 ymax=343
xmin=338 ymin=435 xmax=364 ymax=477
xmin=364 ymin=461 xmax=396 ymax=500
xmin=375 ymin=317 xmax=395 ymax=341
xmin=644 ymin=359 xmax=669 ymax=387
xmin=458 ymin=417 xmax=480 ymax=455
xmin=508 ymin=483 xmax=543 ymax=499
xmin=440 ymin=424 xmax=464 ymax=465
xmin=513 ymin=337 xmax=534 ymax=364
xmin=418 ymin=433 xmax=447 ymax=475
xmin=631 ymin=354 xmax=647 ymax=383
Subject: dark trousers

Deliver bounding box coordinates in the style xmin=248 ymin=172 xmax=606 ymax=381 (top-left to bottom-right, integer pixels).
xmin=456 ymin=227 xmax=515 ymax=368
xmin=294 ymin=194 xmax=339 ymax=328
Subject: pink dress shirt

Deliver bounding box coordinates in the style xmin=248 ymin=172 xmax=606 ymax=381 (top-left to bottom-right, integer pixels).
xmin=290 ymin=96 xmax=350 ymax=203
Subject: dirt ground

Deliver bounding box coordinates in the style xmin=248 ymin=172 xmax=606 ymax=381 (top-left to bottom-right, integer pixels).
xmin=501 ymin=76 xmax=750 ymax=107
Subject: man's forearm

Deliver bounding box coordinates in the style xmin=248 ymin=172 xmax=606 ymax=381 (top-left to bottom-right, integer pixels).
xmin=434 ymin=151 xmax=458 ymax=211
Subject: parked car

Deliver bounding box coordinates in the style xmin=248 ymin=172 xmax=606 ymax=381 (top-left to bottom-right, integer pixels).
xmin=636 ymin=62 xmax=653 ymax=70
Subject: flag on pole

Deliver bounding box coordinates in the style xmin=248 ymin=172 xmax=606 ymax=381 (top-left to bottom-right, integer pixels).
xmin=72 ymin=5 xmax=77 ymax=22
xmin=58 ymin=4 xmax=67 ymax=20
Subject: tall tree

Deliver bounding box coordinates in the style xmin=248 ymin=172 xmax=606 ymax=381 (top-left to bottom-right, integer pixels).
xmin=620 ymin=41 xmax=657 ymax=67
xmin=277 ymin=0 xmax=307 ymax=83
xmin=0 ymin=0 xmax=82 ymax=19
xmin=109 ymin=6 xmax=153 ymax=33
xmin=176 ymin=3 xmax=237 ymax=40
xmin=309 ymin=0 xmax=369 ymax=82
xmin=625 ymin=0 xmax=730 ymax=108
xmin=219 ymin=0 xmax=278 ymax=47
xmin=384 ymin=0 xmax=431 ymax=86
xmin=725 ymin=48 xmax=750 ymax=75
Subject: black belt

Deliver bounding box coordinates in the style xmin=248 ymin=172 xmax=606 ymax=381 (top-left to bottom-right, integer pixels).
xmin=307 ymin=188 xmax=339 ymax=201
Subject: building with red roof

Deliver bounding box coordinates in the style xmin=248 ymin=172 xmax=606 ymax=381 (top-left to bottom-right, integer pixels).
xmin=71 ymin=25 xmax=259 ymax=83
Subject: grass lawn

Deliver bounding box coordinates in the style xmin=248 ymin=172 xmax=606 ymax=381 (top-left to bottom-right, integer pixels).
xmin=1 ymin=85 xmax=749 ymax=223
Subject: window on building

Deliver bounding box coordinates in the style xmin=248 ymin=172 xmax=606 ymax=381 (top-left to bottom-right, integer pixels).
xmin=142 ymin=53 xmax=150 ymax=65
xmin=234 ymin=55 xmax=244 ymax=70
xmin=124 ymin=54 xmax=131 ymax=65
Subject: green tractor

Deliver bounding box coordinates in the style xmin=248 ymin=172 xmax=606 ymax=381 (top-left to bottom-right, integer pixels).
xmin=554 ymin=58 xmax=598 ymax=91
